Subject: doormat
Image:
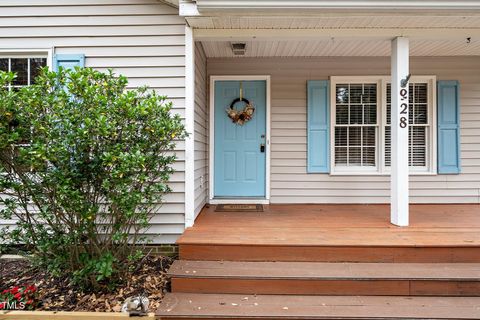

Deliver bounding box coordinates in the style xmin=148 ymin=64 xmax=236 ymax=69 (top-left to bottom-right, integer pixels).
xmin=215 ymin=204 xmax=264 ymax=212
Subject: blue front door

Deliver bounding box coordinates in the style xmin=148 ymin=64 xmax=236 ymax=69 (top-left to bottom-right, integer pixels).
xmin=214 ymin=80 xmax=267 ymax=197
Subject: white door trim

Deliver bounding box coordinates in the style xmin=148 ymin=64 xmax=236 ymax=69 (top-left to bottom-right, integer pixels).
xmin=209 ymin=75 xmax=271 ymax=204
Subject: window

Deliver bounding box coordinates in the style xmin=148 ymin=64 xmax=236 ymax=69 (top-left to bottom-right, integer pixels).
xmin=334 ymin=82 xmax=378 ymax=171
xmin=0 ymin=56 xmax=48 ymax=90
xmin=331 ymin=76 xmax=436 ymax=174
xmin=385 ymin=83 xmax=430 ymax=170
xmin=0 ymin=52 xmax=50 ymax=172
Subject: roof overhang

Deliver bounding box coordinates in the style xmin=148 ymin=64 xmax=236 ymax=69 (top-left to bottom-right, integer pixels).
xmin=159 ymin=0 xmax=179 ymax=8
xmin=186 ymin=0 xmax=480 ymax=16
xmin=181 ymin=0 xmax=480 ymax=57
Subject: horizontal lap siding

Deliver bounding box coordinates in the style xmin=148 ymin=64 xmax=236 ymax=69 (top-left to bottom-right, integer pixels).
xmin=208 ymin=57 xmax=480 ymax=204
xmin=0 ymin=0 xmax=186 ymax=243
xmin=194 ymin=42 xmax=209 ymax=217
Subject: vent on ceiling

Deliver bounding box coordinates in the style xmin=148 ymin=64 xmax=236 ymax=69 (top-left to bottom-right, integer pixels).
xmin=231 ymin=42 xmax=247 ymax=56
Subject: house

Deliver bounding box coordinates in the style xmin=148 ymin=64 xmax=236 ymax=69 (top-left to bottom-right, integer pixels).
xmin=2 ymin=0 xmax=480 ymax=318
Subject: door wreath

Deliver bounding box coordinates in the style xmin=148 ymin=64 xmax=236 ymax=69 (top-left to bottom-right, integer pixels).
xmin=226 ymin=98 xmax=255 ymax=126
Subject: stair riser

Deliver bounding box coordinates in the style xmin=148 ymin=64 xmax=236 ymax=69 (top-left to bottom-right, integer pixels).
xmin=172 ymin=278 xmax=480 ymax=296
xmin=158 ymin=318 xmax=403 ymax=320
xmin=158 ymin=318 xmax=414 ymax=320
xmin=179 ymin=245 xmax=480 ymax=263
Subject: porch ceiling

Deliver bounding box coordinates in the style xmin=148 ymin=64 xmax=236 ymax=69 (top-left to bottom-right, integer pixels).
xmin=189 ymin=15 xmax=480 ymax=29
xmin=192 ymin=14 xmax=480 ymax=57
xmin=200 ymin=38 xmax=480 ymax=57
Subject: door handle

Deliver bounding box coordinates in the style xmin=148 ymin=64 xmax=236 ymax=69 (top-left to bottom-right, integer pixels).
xmin=260 ymin=143 xmax=265 ymax=153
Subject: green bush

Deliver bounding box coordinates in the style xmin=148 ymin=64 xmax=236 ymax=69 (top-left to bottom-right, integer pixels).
xmin=0 ymin=68 xmax=186 ymax=290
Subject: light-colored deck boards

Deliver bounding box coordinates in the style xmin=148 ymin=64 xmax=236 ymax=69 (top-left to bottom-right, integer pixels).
xmin=156 ymin=293 xmax=480 ymax=319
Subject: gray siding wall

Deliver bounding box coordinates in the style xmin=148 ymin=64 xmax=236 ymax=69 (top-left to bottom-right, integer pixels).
xmin=194 ymin=42 xmax=209 ymax=217
xmin=208 ymin=57 xmax=480 ymax=204
xmin=0 ymin=0 xmax=186 ymax=243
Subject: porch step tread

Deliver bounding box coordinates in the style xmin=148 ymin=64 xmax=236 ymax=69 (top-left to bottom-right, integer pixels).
xmin=169 ymin=260 xmax=480 ymax=280
xmin=156 ymin=293 xmax=480 ymax=319
xmin=177 ymin=227 xmax=480 ymax=247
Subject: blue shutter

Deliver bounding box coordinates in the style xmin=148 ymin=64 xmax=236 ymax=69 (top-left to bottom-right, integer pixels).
xmin=437 ymin=80 xmax=461 ymax=174
xmin=53 ymin=54 xmax=85 ymax=71
xmin=307 ymin=80 xmax=330 ymax=173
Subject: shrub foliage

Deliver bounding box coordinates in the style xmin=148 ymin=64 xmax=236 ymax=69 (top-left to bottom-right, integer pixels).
xmin=0 ymin=68 xmax=186 ymax=289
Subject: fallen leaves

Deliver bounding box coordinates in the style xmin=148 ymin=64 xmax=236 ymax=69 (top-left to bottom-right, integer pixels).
xmin=0 ymin=255 xmax=173 ymax=312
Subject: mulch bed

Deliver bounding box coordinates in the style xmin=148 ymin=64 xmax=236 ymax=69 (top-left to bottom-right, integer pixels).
xmin=0 ymin=255 xmax=173 ymax=312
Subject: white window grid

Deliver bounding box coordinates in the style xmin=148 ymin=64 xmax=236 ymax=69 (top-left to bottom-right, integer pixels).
xmin=0 ymin=57 xmax=47 ymax=91
xmin=334 ymin=82 xmax=379 ymax=171
xmin=385 ymin=82 xmax=430 ymax=170
xmin=330 ymin=76 xmax=437 ymax=175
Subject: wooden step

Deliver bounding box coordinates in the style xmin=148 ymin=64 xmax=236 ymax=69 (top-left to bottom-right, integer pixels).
xmin=156 ymin=293 xmax=480 ymax=319
xmin=178 ymin=205 xmax=480 ymax=263
xmin=169 ymin=260 xmax=480 ymax=296
xmin=179 ymin=244 xmax=480 ymax=262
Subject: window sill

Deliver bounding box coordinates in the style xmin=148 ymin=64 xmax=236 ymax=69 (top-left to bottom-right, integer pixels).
xmin=329 ymin=171 xmax=438 ymax=176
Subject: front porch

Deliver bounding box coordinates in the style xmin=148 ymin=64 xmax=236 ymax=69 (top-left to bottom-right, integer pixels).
xmin=158 ymin=204 xmax=480 ymax=319
xmin=188 ymin=41 xmax=479 ymax=228
xmin=161 ymin=3 xmax=480 ymax=318
xmin=178 ymin=204 xmax=480 ymax=262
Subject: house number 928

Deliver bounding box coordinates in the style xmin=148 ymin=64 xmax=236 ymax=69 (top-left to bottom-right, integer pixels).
xmin=399 ymin=88 xmax=408 ymax=129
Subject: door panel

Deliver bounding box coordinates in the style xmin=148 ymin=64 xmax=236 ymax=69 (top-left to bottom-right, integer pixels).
xmin=214 ymin=80 xmax=266 ymax=197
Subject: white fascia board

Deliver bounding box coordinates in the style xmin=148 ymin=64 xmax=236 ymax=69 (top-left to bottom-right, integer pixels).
xmin=179 ymin=0 xmax=200 ymax=16
xmin=195 ymin=0 xmax=480 ymax=11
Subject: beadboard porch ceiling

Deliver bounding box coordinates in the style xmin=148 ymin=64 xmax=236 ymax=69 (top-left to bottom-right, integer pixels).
xmin=199 ymin=39 xmax=480 ymax=57
xmin=189 ymin=13 xmax=480 ymax=57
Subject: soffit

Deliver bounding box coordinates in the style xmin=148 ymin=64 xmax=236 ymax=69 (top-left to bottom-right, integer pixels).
xmin=201 ymin=39 xmax=480 ymax=57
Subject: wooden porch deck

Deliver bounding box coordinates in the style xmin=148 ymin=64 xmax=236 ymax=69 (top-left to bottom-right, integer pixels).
xmin=177 ymin=204 xmax=480 ymax=262
xmin=157 ymin=204 xmax=480 ymax=319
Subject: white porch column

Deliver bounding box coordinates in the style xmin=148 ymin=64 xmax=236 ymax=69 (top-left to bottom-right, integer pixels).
xmin=390 ymin=37 xmax=410 ymax=226
xmin=184 ymin=25 xmax=195 ymax=228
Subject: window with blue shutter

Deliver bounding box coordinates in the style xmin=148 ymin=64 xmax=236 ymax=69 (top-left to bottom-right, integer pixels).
xmin=307 ymin=80 xmax=330 ymax=173
xmin=53 ymin=54 xmax=85 ymax=71
xmin=437 ymin=80 xmax=461 ymax=174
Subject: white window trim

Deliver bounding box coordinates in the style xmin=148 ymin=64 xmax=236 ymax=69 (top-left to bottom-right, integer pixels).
xmin=330 ymin=75 xmax=437 ymax=176
xmin=0 ymin=48 xmax=53 ymax=69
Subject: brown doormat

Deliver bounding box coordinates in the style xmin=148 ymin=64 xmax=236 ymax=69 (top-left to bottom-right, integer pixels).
xmin=215 ymin=204 xmax=264 ymax=212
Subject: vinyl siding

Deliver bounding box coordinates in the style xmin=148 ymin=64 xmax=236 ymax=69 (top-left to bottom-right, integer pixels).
xmin=194 ymin=42 xmax=209 ymax=217
xmin=0 ymin=0 xmax=186 ymax=243
xmin=208 ymin=56 xmax=480 ymax=204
